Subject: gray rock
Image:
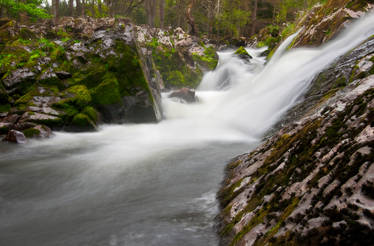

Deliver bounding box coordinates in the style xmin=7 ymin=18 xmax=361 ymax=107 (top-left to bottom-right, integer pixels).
xmin=3 ymin=68 xmax=35 ymax=88
xmin=56 ymin=71 xmax=72 ymax=80
xmin=169 ymin=88 xmax=197 ymax=103
xmin=3 ymin=130 xmax=26 ymax=144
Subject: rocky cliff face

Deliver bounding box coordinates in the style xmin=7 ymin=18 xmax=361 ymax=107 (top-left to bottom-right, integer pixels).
xmin=135 ymin=25 xmax=218 ymax=89
xmin=0 ymin=17 xmax=218 ymax=142
xmin=0 ymin=17 xmax=163 ymax=141
xmin=217 ymin=17 xmax=374 ymax=246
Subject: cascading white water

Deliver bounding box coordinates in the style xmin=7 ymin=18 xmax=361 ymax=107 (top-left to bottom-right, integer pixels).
xmin=1 ymin=12 xmax=374 ymax=246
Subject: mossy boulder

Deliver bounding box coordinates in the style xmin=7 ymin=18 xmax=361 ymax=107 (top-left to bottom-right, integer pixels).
xmin=234 ymin=46 xmax=253 ymax=60
xmin=71 ymin=113 xmax=96 ymax=131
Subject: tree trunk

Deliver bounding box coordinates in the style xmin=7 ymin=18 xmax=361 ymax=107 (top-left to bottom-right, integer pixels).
xmin=81 ymin=0 xmax=85 ymax=16
xmin=145 ymin=0 xmax=156 ymax=27
xmin=76 ymin=0 xmax=81 ymax=16
xmin=52 ymin=0 xmax=59 ymax=24
xmin=250 ymin=0 xmax=257 ymax=36
xmin=186 ymin=0 xmax=197 ymax=35
xmin=90 ymin=0 xmax=95 ymax=17
xmin=68 ymin=0 xmax=74 ymax=16
xmin=159 ymin=0 xmax=165 ymax=28
xmin=98 ymin=0 xmax=102 ymax=16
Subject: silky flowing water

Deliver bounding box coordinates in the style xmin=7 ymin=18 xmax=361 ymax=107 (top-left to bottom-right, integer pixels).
xmin=1 ymin=14 xmax=374 ymax=246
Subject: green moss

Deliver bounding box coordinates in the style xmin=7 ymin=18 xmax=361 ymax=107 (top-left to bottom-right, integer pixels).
xmin=79 ymin=64 xmax=108 ymax=88
xmin=218 ymin=178 xmax=245 ymax=208
xmin=230 ymin=208 xmax=269 ymax=246
xmin=15 ymin=86 xmax=37 ymax=105
xmin=193 ymin=46 xmax=218 ymax=70
xmin=91 ymin=73 xmax=121 ymax=105
xmin=65 ymin=85 xmax=92 ymax=108
xmin=19 ymin=28 xmax=36 ymax=40
xmin=152 ymin=44 xmax=202 ymax=88
xmin=0 ymin=103 xmax=10 ymax=112
xmin=346 ymin=0 xmax=371 ymax=11
xmin=82 ymin=106 xmax=98 ymax=122
xmin=335 ymin=76 xmax=347 ymax=88
xmin=254 ymin=197 xmax=300 ymax=246
xmin=50 ymin=46 xmax=66 ymax=62
xmin=167 ymin=70 xmax=185 ymax=86
xmin=23 ymin=127 xmax=40 ymax=138
xmin=71 ymin=113 xmax=94 ymax=127
xmin=235 ymin=46 xmax=249 ymax=56
xmin=0 ymin=124 xmax=9 ymax=134
xmin=52 ymin=101 xmax=79 ymax=120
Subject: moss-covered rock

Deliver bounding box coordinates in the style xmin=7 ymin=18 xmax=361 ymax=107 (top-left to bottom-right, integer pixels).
xmin=82 ymin=106 xmax=98 ymax=122
xmin=23 ymin=127 xmax=40 ymax=138
xmin=71 ymin=113 xmax=96 ymax=130
xmin=91 ymin=73 xmax=121 ymax=106
xmin=64 ymin=85 xmax=92 ymax=108
xmin=234 ymin=46 xmax=252 ymax=60
xmin=0 ymin=17 xmax=170 ymax=139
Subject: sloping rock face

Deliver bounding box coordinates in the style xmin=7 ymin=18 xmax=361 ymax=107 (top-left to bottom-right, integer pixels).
xmin=0 ymin=17 xmax=162 ymax=141
xmin=217 ymin=37 xmax=374 ymax=246
xmin=293 ymin=1 xmax=374 ymax=47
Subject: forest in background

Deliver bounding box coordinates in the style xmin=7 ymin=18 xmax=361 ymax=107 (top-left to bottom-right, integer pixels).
xmin=0 ymin=0 xmax=322 ymax=39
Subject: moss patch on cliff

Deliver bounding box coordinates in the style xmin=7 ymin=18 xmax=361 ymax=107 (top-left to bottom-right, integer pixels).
xmin=91 ymin=73 xmax=121 ymax=106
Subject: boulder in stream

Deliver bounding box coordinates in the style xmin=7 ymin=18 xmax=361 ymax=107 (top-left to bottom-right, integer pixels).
xmin=168 ymin=88 xmax=197 ymax=103
xmin=3 ymin=130 xmax=27 ymax=144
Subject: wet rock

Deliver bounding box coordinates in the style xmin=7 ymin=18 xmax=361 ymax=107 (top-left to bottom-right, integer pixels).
xmin=27 ymin=106 xmax=60 ymax=116
xmin=3 ymin=130 xmax=26 ymax=144
xmin=33 ymin=125 xmax=52 ymax=138
xmin=55 ymin=71 xmax=72 ymax=80
xmin=0 ymin=122 xmax=12 ymax=134
xmin=3 ymin=68 xmax=35 ymax=88
xmin=40 ymin=68 xmax=58 ymax=82
xmin=168 ymin=88 xmax=197 ymax=103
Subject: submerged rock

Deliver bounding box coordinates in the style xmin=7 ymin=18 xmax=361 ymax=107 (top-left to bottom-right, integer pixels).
xmin=168 ymin=88 xmax=197 ymax=103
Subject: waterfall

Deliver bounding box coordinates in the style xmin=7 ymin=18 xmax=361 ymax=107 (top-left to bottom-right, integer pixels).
xmin=1 ymin=12 xmax=374 ymax=246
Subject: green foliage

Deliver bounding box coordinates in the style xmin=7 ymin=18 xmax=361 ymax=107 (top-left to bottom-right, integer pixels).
xmin=216 ymin=0 xmax=251 ymax=38
xmin=0 ymin=0 xmax=50 ymax=20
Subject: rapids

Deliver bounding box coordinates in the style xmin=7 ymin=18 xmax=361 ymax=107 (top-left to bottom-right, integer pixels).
xmin=1 ymin=13 xmax=374 ymax=246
